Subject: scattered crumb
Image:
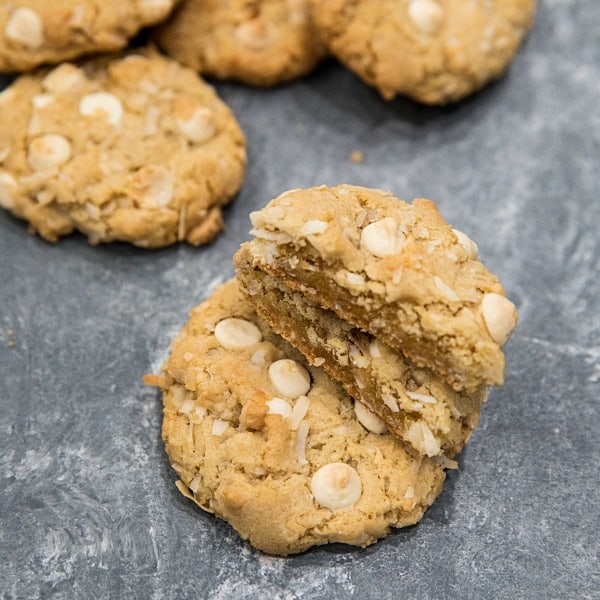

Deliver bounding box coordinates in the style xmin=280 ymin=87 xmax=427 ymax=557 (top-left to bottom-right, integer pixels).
xmin=6 ymin=328 xmax=14 ymax=347
xmin=350 ymin=150 xmax=363 ymax=164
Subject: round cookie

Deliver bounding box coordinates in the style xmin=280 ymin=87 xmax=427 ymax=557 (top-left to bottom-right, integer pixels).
xmin=310 ymin=0 xmax=536 ymax=104
xmin=154 ymin=0 xmax=326 ymax=87
xmin=148 ymin=279 xmax=447 ymax=556
xmin=0 ymin=49 xmax=246 ymax=247
xmin=0 ymin=1 xmax=180 ymax=73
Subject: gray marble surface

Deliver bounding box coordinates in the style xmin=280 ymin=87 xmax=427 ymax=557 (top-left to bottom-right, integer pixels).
xmin=1 ymin=1 xmax=599 ymax=598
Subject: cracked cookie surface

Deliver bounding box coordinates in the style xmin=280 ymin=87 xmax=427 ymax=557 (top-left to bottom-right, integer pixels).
xmin=310 ymin=0 xmax=536 ymax=104
xmin=154 ymin=0 xmax=326 ymax=87
xmin=0 ymin=0 xmax=179 ymax=72
xmin=0 ymin=49 xmax=246 ymax=247
xmin=147 ymin=279 xmax=446 ymax=556
xmin=237 ymin=185 xmax=518 ymax=393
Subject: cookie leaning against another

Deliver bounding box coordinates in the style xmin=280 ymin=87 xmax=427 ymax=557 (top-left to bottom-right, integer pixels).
xmin=154 ymin=0 xmax=326 ymax=87
xmin=0 ymin=49 xmax=246 ymax=247
xmin=235 ymin=258 xmax=487 ymax=459
xmin=145 ymin=279 xmax=447 ymax=556
xmin=0 ymin=0 xmax=180 ymax=72
xmin=235 ymin=185 xmax=518 ymax=395
xmin=310 ymin=0 xmax=536 ymax=104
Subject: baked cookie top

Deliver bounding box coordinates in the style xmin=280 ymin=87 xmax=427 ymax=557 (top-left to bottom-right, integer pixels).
xmin=0 ymin=49 xmax=246 ymax=247
xmin=149 ymin=279 xmax=446 ymax=556
xmin=244 ymin=185 xmax=518 ymax=392
xmin=311 ymin=0 xmax=536 ymax=104
xmin=154 ymin=0 xmax=326 ymax=87
xmin=0 ymin=0 xmax=179 ymax=72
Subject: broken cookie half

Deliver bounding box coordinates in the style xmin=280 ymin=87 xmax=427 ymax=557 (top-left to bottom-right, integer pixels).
xmin=234 ymin=184 xmax=518 ymax=456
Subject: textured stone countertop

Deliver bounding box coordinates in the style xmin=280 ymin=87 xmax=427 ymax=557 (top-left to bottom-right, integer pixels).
xmin=0 ymin=2 xmax=598 ymax=598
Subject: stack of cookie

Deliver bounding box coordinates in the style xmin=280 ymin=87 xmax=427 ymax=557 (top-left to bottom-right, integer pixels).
xmin=0 ymin=1 xmax=522 ymax=557
xmin=148 ymin=184 xmax=518 ymax=555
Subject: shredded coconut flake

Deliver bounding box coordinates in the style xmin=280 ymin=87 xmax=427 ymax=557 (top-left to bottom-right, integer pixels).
xmin=383 ymin=395 xmax=400 ymax=412
xmin=434 ymin=276 xmax=459 ymax=301
xmin=406 ymin=391 xmax=438 ymax=404
xmin=434 ymin=455 xmax=459 ymax=470
xmin=249 ymin=227 xmax=292 ymax=244
xmin=290 ymin=395 xmax=310 ymax=430
xmin=346 ymin=272 xmax=365 ymax=285
xmin=295 ymin=420 xmax=309 ymax=465
xmin=313 ymin=357 xmax=325 ymax=366
xmin=189 ymin=474 xmax=202 ymax=494
xmin=404 ymin=486 xmax=415 ymax=499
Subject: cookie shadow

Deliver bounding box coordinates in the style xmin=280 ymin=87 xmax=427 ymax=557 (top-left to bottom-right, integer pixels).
xmin=295 ymin=59 xmax=516 ymax=138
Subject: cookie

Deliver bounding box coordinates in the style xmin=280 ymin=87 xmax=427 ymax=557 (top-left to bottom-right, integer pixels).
xmin=234 ymin=257 xmax=487 ymax=458
xmin=310 ymin=0 xmax=536 ymax=104
xmin=0 ymin=49 xmax=246 ymax=247
xmin=234 ymin=185 xmax=518 ymax=394
xmin=0 ymin=1 xmax=179 ymax=73
xmin=154 ymin=0 xmax=326 ymax=87
xmin=145 ymin=279 xmax=447 ymax=556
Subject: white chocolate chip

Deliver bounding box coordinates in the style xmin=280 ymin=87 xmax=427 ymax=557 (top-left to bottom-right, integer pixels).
xmin=453 ymin=228 xmax=479 ymax=259
xmin=42 ymin=64 xmax=86 ymax=93
xmin=79 ymin=92 xmax=123 ymax=125
xmin=311 ymin=463 xmax=362 ymax=510
xmin=266 ymin=397 xmax=293 ymax=420
xmin=434 ymin=276 xmax=459 ymax=301
xmin=408 ymin=0 xmax=445 ymax=35
xmin=299 ymin=220 xmax=328 ymax=236
xmin=268 ymin=359 xmax=311 ymax=398
xmin=354 ymin=402 xmax=387 ymax=434
xmin=481 ymin=293 xmax=518 ymax=345
xmin=5 ymin=8 xmax=44 ymax=48
xmin=0 ymin=172 xmax=17 ymax=210
xmin=177 ymin=107 xmax=216 ymax=144
xmin=361 ymin=217 xmax=406 ymax=257
xmin=235 ymin=18 xmax=275 ymax=50
xmin=214 ymin=317 xmax=262 ymax=350
xmin=27 ymin=135 xmax=71 ymax=171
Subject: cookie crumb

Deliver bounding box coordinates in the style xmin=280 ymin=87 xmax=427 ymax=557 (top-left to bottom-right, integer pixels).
xmin=350 ymin=150 xmax=363 ymax=164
